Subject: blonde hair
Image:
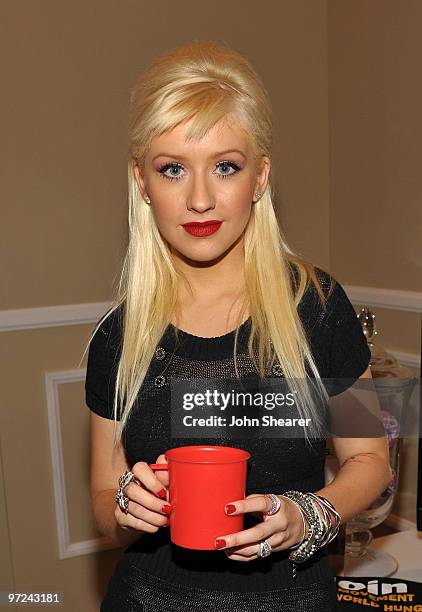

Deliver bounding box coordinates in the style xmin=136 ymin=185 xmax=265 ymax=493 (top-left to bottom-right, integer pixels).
xmin=81 ymin=40 xmax=335 ymax=455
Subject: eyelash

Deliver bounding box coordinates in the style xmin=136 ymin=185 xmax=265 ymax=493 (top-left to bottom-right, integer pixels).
xmin=157 ymin=160 xmax=242 ymax=182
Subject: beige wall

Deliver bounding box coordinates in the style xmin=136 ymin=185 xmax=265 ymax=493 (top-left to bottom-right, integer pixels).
xmin=328 ymin=0 xmax=422 ymax=359
xmin=0 ymin=0 xmax=330 ymax=311
xmin=0 ymin=0 xmax=420 ymax=609
xmin=328 ymin=1 xmax=422 ymax=525
xmin=329 ymin=0 xmax=422 ymax=289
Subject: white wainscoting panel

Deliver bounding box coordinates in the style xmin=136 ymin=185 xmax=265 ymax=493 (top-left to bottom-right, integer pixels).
xmin=45 ymin=369 xmax=116 ymax=559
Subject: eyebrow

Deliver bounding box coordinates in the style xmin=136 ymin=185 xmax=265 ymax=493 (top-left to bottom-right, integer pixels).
xmin=151 ymin=149 xmax=247 ymax=162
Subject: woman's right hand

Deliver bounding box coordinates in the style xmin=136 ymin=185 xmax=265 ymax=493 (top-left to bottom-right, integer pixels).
xmin=114 ymin=457 xmax=171 ymax=534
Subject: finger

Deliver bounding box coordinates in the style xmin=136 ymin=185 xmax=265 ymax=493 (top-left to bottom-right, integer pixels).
xmin=247 ymin=495 xmax=270 ymax=521
xmin=224 ymin=531 xmax=284 ymax=561
xmin=244 ymin=494 xmax=267 ymax=520
xmin=224 ymin=493 xmax=279 ymax=518
xmin=154 ymin=454 xmax=170 ymax=487
xmin=125 ymin=482 xmax=172 ymax=518
xmin=224 ymin=542 xmax=272 ymax=561
xmin=226 ymin=496 xmax=290 ymax=532
xmin=116 ymin=504 xmax=169 ymax=533
xmin=224 ymin=542 xmax=262 ymax=558
xmin=125 ymin=499 xmax=171 ymax=528
xmin=214 ymin=522 xmax=274 ymax=550
xmin=224 ymin=549 xmax=259 ymax=561
xmin=131 ymin=461 xmax=168 ymax=499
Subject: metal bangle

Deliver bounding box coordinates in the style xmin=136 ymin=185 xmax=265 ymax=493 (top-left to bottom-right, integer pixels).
xmin=281 ymin=490 xmax=341 ymax=579
xmin=315 ymin=493 xmax=342 ymax=525
xmin=283 ymin=496 xmax=307 ymax=551
xmin=308 ymin=493 xmax=341 ymax=546
xmin=283 ymin=491 xmax=324 ymax=563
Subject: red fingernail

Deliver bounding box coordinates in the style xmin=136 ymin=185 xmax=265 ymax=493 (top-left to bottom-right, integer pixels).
xmin=162 ymin=504 xmax=172 ymax=514
xmin=225 ymin=504 xmax=236 ymax=514
xmin=214 ymin=539 xmax=226 ymax=549
xmin=166 ymin=518 xmax=171 ymax=526
xmin=157 ymin=488 xmax=167 ymax=499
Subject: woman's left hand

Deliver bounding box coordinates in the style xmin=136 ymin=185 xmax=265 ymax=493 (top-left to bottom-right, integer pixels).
xmin=214 ymin=493 xmax=306 ymax=562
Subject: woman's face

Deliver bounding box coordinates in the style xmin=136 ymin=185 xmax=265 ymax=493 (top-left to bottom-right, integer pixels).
xmin=133 ymin=115 xmax=270 ymax=265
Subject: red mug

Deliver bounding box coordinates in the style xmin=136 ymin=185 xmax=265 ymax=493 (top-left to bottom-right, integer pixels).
xmin=149 ymin=445 xmax=251 ymax=550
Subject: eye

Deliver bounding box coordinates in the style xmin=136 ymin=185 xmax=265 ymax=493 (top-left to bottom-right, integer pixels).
xmin=157 ymin=160 xmax=242 ymax=182
xmin=215 ymin=161 xmax=242 ymax=179
xmin=158 ymin=162 xmax=185 ymax=182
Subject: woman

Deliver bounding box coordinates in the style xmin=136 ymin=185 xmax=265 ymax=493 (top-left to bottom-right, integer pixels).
xmin=84 ymin=40 xmax=392 ymax=611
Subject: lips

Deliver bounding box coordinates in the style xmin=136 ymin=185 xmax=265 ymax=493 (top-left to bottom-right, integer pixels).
xmin=182 ymin=221 xmax=222 ymax=237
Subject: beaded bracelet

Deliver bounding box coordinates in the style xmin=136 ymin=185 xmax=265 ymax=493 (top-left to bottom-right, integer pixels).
xmin=287 ymin=493 xmax=324 ymax=562
xmin=281 ymin=490 xmax=341 ymax=579
xmin=282 ymin=491 xmax=324 ymax=578
xmin=283 ymin=495 xmax=307 ymax=551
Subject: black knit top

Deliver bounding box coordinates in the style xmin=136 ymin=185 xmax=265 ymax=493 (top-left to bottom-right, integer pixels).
xmin=85 ymin=267 xmax=371 ymax=593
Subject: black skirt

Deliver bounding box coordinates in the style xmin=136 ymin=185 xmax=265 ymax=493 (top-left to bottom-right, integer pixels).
xmin=100 ymin=558 xmax=339 ymax=612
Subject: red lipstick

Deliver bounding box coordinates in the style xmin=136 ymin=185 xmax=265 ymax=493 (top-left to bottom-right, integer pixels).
xmin=182 ymin=220 xmax=222 ymax=237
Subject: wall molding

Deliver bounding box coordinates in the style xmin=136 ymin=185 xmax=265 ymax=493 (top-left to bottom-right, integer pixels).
xmin=45 ymin=369 xmax=116 ymax=559
xmin=387 ymin=350 xmax=420 ymax=369
xmin=344 ymin=285 xmax=422 ymax=314
xmin=1 ymin=286 xmax=420 ymax=367
xmin=1 ymin=286 xmax=420 ymax=334
xmin=0 ymin=302 xmax=111 ymax=332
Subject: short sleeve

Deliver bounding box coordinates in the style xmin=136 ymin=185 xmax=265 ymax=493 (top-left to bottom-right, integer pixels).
xmin=85 ymin=306 xmax=123 ymax=420
xmin=326 ymin=278 xmax=371 ymax=395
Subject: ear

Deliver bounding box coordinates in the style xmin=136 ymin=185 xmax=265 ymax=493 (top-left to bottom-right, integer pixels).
xmin=133 ymin=161 xmax=146 ymax=195
xmin=254 ymin=155 xmax=271 ymax=198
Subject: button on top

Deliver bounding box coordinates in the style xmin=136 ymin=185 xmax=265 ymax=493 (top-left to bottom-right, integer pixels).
xmin=154 ymin=375 xmax=166 ymax=388
xmin=154 ymin=346 xmax=166 ymax=360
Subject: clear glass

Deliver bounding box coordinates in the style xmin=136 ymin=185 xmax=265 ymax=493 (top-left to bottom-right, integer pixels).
xmin=343 ymin=377 xmax=417 ymax=577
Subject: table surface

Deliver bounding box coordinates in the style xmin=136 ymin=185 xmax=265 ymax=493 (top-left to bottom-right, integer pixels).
xmin=344 ymin=528 xmax=422 ymax=582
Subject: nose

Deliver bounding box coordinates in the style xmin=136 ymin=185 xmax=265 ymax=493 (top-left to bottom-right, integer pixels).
xmin=186 ymin=174 xmax=215 ymax=214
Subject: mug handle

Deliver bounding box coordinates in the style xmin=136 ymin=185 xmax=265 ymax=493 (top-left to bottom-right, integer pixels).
xmin=149 ymin=464 xmax=169 ymax=471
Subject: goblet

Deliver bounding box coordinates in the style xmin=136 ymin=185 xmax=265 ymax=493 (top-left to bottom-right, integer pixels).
xmin=343 ymin=377 xmax=417 ymax=576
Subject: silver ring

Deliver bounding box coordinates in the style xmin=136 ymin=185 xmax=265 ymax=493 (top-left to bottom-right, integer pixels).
xmin=263 ymin=493 xmax=281 ymax=516
xmin=115 ymin=470 xmax=137 ymax=514
xmin=257 ymin=539 xmax=272 ymax=558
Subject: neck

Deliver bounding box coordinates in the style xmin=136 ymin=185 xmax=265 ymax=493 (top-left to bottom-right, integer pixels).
xmin=171 ymin=236 xmax=246 ymax=303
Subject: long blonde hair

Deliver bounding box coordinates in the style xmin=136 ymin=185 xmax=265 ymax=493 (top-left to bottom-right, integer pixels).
xmin=81 ymin=40 xmax=335 ymax=454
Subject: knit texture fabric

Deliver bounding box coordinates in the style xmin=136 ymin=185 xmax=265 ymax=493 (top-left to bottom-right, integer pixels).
xmin=100 ymin=558 xmax=339 ymax=612
xmin=85 ymin=267 xmax=370 ymax=608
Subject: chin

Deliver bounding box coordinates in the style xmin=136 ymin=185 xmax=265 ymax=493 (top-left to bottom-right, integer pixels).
xmin=170 ymin=241 xmax=235 ymax=264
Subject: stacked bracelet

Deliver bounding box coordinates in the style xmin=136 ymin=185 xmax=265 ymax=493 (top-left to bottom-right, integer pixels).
xmin=281 ymin=490 xmax=342 ymax=580
xmin=288 ymin=500 xmax=307 ymax=551
xmin=308 ymin=493 xmax=341 ymax=547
